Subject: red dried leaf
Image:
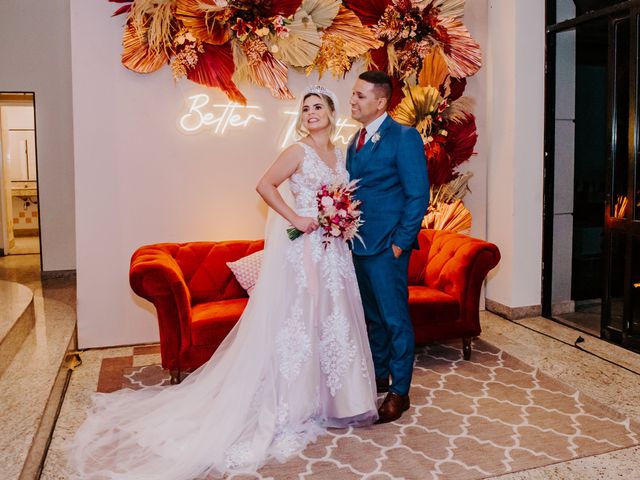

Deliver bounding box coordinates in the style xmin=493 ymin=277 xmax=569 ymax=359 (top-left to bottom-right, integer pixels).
xmin=112 ymin=4 xmax=132 ymax=17
xmin=425 ymin=115 xmax=477 ymax=187
xmin=443 ymin=77 xmax=466 ymax=101
xmin=425 ymin=137 xmax=452 ymax=187
xmin=445 ymin=114 xmax=477 ymax=167
xmin=367 ymin=47 xmax=405 ymax=110
xmin=342 ymin=0 xmax=390 ymax=26
xmin=187 ymin=43 xmax=246 ymax=105
xmin=266 ymin=0 xmax=303 ymax=18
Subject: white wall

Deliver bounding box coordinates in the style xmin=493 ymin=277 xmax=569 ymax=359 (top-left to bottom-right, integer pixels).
xmin=0 ymin=0 xmax=75 ymax=271
xmin=485 ymin=0 xmax=545 ymax=308
xmin=0 ymin=0 xmax=541 ymax=346
xmin=71 ymin=2 xmax=493 ymax=347
xmin=463 ymin=1 xmax=489 ymax=241
xmin=70 ymin=1 xmax=359 ymax=347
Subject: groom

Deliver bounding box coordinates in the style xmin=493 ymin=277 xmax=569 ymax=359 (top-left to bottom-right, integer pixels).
xmin=346 ymin=71 xmax=429 ymax=424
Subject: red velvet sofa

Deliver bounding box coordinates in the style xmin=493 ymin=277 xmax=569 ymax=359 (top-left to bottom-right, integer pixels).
xmin=130 ymin=230 xmax=500 ymax=383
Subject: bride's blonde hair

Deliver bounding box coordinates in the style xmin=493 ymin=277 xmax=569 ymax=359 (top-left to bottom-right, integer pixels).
xmin=295 ymin=91 xmax=337 ymax=139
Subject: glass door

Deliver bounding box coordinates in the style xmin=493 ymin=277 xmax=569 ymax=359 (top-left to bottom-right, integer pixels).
xmin=544 ymin=0 xmax=640 ymax=352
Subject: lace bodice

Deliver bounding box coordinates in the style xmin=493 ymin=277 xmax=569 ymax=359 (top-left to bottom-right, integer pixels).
xmin=289 ymin=142 xmax=348 ymax=215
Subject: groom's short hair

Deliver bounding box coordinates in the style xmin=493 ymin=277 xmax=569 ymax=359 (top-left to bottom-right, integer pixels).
xmin=359 ymin=71 xmax=392 ymax=100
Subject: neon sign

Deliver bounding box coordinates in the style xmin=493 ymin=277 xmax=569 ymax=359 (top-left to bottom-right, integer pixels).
xmin=179 ymin=94 xmax=264 ymax=134
xmin=178 ymin=93 xmax=358 ymax=146
xmin=281 ymin=111 xmax=357 ymax=148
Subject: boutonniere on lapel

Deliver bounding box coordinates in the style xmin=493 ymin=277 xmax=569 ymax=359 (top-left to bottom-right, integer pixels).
xmin=371 ymin=132 xmax=381 ymax=144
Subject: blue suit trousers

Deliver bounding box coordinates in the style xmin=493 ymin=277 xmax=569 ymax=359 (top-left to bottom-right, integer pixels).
xmin=353 ymin=247 xmax=414 ymax=396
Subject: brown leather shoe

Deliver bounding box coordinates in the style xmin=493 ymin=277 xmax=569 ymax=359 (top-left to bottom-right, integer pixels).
xmin=375 ymin=392 xmax=410 ymax=424
xmin=376 ymin=377 xmax=390 ymax=393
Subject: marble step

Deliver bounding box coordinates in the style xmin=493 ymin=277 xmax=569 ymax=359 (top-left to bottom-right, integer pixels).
xmin=0 ymin=280 xmax=35 ymax=376
xmin=0 ymin=277 xmax=77 ymax=480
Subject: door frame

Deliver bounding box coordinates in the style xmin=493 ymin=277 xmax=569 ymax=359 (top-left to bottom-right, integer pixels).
xmin=0 ymin=92 xmax=40 ymax=261
xmin=543 ymin=0 xmax=640 ymax=351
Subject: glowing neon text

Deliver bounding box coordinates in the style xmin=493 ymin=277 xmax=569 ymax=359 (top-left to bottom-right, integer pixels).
xmin=179 ymin=94 xmax=264 ymax=134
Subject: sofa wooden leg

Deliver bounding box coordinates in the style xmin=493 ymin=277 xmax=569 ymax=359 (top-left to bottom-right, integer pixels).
xmin=169 ymin=369 xmax=181 ymax=384
xmin=462 ymin=338 xmax=472 ymax=360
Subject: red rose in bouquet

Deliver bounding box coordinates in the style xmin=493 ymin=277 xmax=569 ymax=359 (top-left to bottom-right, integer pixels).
xmin=288 ymin=180 xmax=363 ymax=246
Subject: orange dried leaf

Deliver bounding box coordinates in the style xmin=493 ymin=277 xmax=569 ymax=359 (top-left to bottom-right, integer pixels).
xmin=323 ymin=6 xmax=382 ymax=58
xmin=121 ymin=21 xmax=169 ymax=73
xmin=175 ymin=0 xmax=231 ymax=45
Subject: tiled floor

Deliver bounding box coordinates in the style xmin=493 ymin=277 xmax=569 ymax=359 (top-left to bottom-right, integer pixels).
xmin=8 ymin=235 xmax=40 ymax=255
xmin=2 ymin=255 xmax=639 ymax=478
xmin=40 ymin=311 xmax=640 ymax=479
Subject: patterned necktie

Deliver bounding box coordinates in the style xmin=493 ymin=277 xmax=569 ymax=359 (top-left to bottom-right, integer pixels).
xmin=356 ymin=128 xmax=367 ymax=152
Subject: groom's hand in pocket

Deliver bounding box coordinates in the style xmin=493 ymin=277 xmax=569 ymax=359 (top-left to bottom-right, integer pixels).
xmin=392 ymin=244 xmax=403 ymax=258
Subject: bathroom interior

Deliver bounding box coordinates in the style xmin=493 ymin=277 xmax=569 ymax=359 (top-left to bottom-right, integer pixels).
xmin=0 ymin=92 xmax=40 ymax=257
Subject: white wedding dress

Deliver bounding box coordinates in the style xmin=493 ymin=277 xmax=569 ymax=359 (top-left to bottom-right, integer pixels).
xmin=70 ymin=142 xmax=378 ymax=479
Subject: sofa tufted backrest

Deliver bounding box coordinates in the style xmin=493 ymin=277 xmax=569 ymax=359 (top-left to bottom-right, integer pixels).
xmin=173 ymin=240 xmax=265 ymax=304
xmin=408 ymin=229 xmax=498 ymax=296
xmin=408 ymin=229 xmax=434 ymax=285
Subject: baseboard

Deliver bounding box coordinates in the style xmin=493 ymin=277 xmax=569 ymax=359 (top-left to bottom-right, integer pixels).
xmin=41 ymin=270 xmax=76 ymax=281
xmin=485 ymin=298 xmax=542 ymax=320
xmin=14 ymin=229 xmax=39 ymax=237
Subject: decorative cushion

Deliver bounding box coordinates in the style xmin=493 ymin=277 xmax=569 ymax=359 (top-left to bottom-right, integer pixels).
xmin=226 ymin=250 xmax=264 ymax=295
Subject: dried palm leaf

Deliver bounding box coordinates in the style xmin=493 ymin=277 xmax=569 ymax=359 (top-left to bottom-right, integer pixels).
xmin=430 ymin=0 xmax=466 ymax=20
xmin=392 ymin=85 xmax=443 ymax=127
xmin=444 ymin=95 xmax=474 ymax=123
xmin=418 ymin=49 xmax=449 ymax=88
xmin=233 ymin=39 xmax=294 ymax=99
xmin=187 ymin=43 xmax=246 ymax=104
xmin=302 ymin=0 xmax=341 ymax=29
xmin=361 ymin=51 xmax=376 ymax=70
xmin=176 ymin=0 xmax=231 ymax=45
xmin=322 ymin=6 xmax=382 ymax=57
xmin=270 ymin=8 xmax=322 ymax=67
xmin=423 ymin=199 xmax=471 ymax=234
xmin=386 ymin=43 xmax=399 ymax=77
xmin=250 ymin=52 xmax=295 ymax=99
xmin=431 ymin=172 xmax=473 ymax=204
xmin=231 ymin=38 xmax=252 ymax=83
xmin=130 ymin=0 xmax=175 ymax=55
xmin=436 ymin=17 xmax=482 ymax=78
xmin=122 ymin=21 xmax=169 ymax=73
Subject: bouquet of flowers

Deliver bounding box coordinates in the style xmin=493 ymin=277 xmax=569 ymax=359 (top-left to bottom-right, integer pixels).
xmin=287 ymin=180 xmax=363 ymax=245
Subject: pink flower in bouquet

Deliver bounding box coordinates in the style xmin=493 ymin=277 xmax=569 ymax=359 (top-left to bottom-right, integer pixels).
xmin=287 ymin=180 xmax=364 ymax=246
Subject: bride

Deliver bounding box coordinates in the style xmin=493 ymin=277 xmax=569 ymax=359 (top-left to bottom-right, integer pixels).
xmin=69 ymin=85 xmax=378 ymax=479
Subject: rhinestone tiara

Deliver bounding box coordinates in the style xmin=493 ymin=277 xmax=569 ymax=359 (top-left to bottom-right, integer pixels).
xmin=300 ymin=84 xmax=338 ymax=110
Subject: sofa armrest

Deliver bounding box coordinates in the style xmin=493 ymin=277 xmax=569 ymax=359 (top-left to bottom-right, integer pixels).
xmin=425 ymin=233 xmax=501 ymax=331
xmin=130 ymin=245 xmax=192 ymax=370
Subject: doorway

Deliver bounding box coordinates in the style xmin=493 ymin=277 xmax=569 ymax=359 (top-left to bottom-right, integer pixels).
xmin=0 ymin=93 xmax=41 ymax=257
xmin=544 ymin=0 xmax=640 ymax=352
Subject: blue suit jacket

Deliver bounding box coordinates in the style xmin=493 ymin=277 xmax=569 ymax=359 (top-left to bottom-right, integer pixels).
xmin=346 ymin=115 xmax=430 ymax=256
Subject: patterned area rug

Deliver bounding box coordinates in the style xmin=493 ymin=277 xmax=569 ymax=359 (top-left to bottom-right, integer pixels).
xmin=96 ymin=340 xmax=640 ymax=479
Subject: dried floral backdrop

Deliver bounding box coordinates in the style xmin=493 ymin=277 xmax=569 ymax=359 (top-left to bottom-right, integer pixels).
xmin=111 ymin=0 xmax=481 ymax=232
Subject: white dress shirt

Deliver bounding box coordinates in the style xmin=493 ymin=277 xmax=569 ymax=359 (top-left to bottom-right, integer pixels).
xmin=362 ymin=112 xmax=388 ymax=144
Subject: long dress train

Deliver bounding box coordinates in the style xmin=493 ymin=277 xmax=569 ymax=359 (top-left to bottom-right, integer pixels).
xmin=69 ymin=142 xmax=378 ymax=479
